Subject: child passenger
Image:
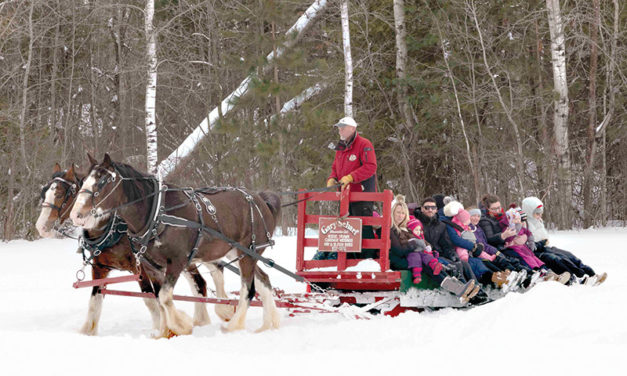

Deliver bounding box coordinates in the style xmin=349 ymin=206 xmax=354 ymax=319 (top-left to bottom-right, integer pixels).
xmin=390 ymin=195 xmax=476 ymax=303
xmin=500 ymin=208 xmax=570 ymax=284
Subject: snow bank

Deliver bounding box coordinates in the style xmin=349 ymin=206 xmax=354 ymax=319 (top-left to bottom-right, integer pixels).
xmin=0 ymin=228 xmax=625 ymax=375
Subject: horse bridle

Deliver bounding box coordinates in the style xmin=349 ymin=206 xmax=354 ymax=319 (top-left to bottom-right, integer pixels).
xmin=77 ymin=166 xmax=123 ymax=215
xmin=41 ymin=176 xmax=80 ymax=219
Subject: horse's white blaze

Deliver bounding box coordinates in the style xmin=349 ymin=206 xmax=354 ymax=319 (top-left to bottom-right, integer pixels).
xmin=158 ymin=285 xmax=193 ymax=336
xmin=36 ymin=186 xmax=57 ymax=237
xmin=182 ymin=271 xmax=211 ymax=326
xmin=79 ymin=294 xmax=104 ymax=336
xmin=255 ymin=276 xmax=280 ymax=332
xmin=70 ymin=175 xmax=98 ymax=228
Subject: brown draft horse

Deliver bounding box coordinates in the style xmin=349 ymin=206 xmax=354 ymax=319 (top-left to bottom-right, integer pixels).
xmin=70 ymin=154 xmax=282 ymax=337
xmin=36 ymin=161 xmax=234 ymax=336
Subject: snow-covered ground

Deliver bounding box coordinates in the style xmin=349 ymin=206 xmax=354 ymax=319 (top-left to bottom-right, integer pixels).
xmin=1 ymin=228 xmax=625 ymax=375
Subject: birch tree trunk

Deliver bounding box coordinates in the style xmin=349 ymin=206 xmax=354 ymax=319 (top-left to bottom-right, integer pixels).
xmin=340 ymin=0 xmax=353 ymax=117
xmin=157 ymin=0 xmax=329 ymax=178
xmin=582 ymin=0 xmax=600 ymax=227
xmin=546 ymin=0 xmax=572 ymax=228
xmin=145 ymin=0 xmax=158 ymax=174
xmin=18 ymin=2 xmax=34 ymax=175
xmin=393 ymin=0 xmax=419 ymax=202
xmin=533 ymin=17 xmax=550 ymax=197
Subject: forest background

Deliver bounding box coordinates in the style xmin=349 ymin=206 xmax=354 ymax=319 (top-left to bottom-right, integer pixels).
xmin=0 ymin=0 xmax=625 ymax=240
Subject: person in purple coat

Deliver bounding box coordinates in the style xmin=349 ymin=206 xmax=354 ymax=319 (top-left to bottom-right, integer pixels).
xmin=468 ymin=207 xmax=529 ymax=275
xmin=500 ymin=208 xmax=570 ymax=284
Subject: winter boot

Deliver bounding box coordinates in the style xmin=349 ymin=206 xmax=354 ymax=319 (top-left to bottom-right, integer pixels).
xmin=440 ymin=277 xmax=475 ymax=304
xmin=556 ymin=271 xmax=571 ymax=285
xmin=428 ymin=258 xmax=443 ymax=275
xmin=594 ymin=272 xmax=608 ymax=286
xmin=542 ymin=270 xmax=559 ymax=282
xmin=506 ymin=270 xmax=522 ymax=292
xmin=412 ymin=267 xmax=423 ymax=285
xmin=468 ymin=283 xmax=481 ymax=300
xmin=491 ymin=271 xmax=508 ymax=289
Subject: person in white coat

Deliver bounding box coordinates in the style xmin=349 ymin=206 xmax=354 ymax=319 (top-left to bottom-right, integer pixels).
xmin=521 ymin=197 xmax=607 ymax=285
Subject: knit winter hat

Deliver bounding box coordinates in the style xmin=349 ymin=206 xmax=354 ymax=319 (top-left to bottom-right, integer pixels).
xmin=468 ymin=208 xmax=482 ymax=217
xmin=443 ymin=200 xmax=464 ymax=217
xmin=443 ymin=196 xmax=456 ymax=206
xmin=522 ymin=196 xmax=544 ymax=216
xmin=407 ymin=216 xmax=421 ymax=232
xmin=456 ymin=209 xmax=471 ymax=226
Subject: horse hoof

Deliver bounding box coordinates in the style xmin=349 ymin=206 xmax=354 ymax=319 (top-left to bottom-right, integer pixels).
xmin=152 ymin=328 xmax=178 ymax=339
xmin=79 ymin=322 xmax=97 ymax=336
xmin=193 ymin=316 xmax=211 ymax=327
xmin=215 ymin=304 xmax=236 ymax=322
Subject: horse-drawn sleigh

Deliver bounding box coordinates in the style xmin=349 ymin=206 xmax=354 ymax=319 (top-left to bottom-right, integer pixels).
xmin=36 ymin=154 xmax=474 ymax=337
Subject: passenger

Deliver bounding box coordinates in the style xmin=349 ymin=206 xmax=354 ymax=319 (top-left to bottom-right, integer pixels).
xmin=390 ymin=195 xmax=475 ymax=303
xmin=478 ymin=194 xmax=518 ymax=251
xmin=468 ymin=207 xmax=530 ymax=281
xmin=500 ymin=208 xmax=570 ymax=284
xmin=521 ymin=197 xmax=607 ymax=285
xmin=326 ymin=116 xmax=378 ymax=259
xmin=411 ymin=197 xmax=480 ymax=299
xmin=442 ymin=201 xmax=509 ymax=289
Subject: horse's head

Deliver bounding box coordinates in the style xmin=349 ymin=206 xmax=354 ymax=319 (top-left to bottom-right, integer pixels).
xmin=36 ymin=163 xmax=81 ymax=238
xmin=70 ymin=153 xmax=121 ymax=229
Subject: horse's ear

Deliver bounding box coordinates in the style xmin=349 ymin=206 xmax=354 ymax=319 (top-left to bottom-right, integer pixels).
xmin=87 ymin=153 xmax=97 ymax=166
xmin=102 ymin=153 xmax=112 ymax=167
xmin=67 ymin=164 xmax=75 ymax=180
xmin=53 ymin=163 xmax=61 ymax=173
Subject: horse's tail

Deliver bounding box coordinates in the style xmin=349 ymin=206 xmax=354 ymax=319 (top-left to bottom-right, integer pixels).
xmin=258 ymin=191 xmax=281 ymax=221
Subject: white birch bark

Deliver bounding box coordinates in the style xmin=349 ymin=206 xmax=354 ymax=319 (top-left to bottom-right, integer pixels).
xmin=157 ymin=0 xmax=329 ymax=178
xmin=546 ymin=0 xmax=571 ymax=226
xmin=145 ymin=0 xmax=158 ymax=174
xmin=340 ymin=0 xmax=353 ymax=117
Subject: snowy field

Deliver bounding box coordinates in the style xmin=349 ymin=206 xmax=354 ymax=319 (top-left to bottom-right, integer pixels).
xmin=1 ymin=228 xmax=626 ymax=375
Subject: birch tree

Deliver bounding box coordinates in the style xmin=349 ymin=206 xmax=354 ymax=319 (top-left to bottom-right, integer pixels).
xmin=340 ymin=0 xmax=353 ymax=117
xmin=145 ymin=0 xmax=158 ymax=174
xmin=157 ymin=0 xmax=330 ymax=178
xmin=546 ymin=0 xmax=571 ymax=227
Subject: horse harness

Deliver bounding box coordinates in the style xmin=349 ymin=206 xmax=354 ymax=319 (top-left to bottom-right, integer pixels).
xmin=80 ymin=166 xmax=303 ymax=282
xmin=78 ymin=214 xmax=130 ymax=268
xmin=130 ymin=183 xmax=276 ymax=266
xmin=41 ymin=176 xmax=80 ymax=218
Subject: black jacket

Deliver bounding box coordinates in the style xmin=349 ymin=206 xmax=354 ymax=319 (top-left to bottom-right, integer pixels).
xmin=413 ymin=210 xmax=457 ymax=260
xmin=389 ymin=227 xmax=414 ymax=270
xmin=478 ymin=210 xmax=506 ymax=249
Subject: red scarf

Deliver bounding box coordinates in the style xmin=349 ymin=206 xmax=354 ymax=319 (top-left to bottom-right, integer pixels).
xmin=490 ymin=208 xmax=505 ymax=221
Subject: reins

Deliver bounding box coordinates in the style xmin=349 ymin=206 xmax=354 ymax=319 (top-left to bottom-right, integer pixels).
xmin=279 ymin=184 xmax=342 ymax=208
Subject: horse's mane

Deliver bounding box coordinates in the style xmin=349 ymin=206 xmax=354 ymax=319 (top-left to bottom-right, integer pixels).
xmin=111 ymin=161 xmax=155 ymax=204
